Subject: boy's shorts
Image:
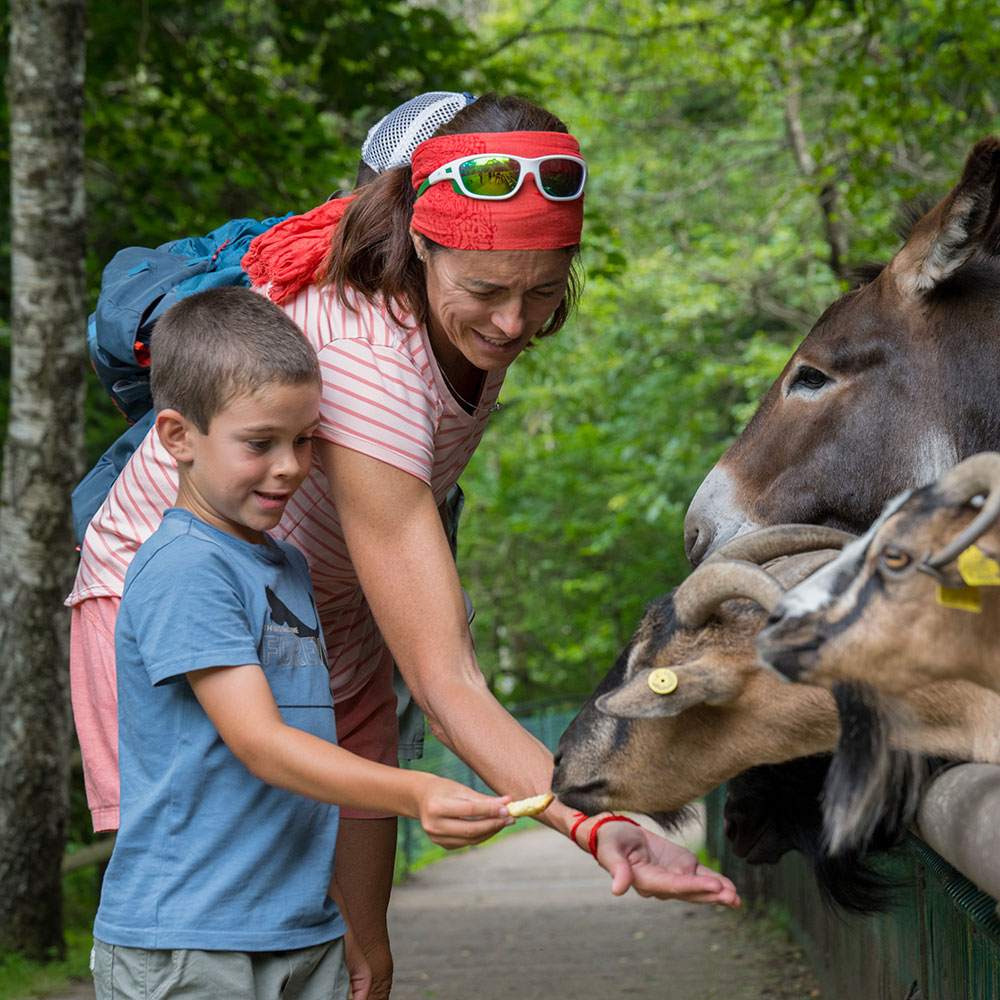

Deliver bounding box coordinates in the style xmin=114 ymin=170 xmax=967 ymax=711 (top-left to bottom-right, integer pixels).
xmin=92 ymin=937 xmax=348 ymax=1000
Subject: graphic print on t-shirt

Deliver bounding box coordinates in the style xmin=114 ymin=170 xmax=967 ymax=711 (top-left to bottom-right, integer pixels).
xmin=263 ymin=586 xmax=327 ymax=670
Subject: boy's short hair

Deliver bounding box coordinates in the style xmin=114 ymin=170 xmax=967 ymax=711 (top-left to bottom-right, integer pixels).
xmin=150 ymin=286 xmax=320 ymax=432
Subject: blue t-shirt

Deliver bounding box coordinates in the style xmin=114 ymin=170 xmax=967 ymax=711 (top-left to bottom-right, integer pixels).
xmin=95 ymin=508 xmax=346 ymax=950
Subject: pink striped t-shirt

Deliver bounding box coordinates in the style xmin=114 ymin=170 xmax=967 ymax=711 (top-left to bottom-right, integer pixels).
xmin=67 ymin=283 xmax=504 ymax=701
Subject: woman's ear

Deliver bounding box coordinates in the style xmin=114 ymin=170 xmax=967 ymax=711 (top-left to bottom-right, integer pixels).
xmin=155 ymin=409 xmax=197 ymax=463
xmin=409 ymin=228 xmax=427 ymax=261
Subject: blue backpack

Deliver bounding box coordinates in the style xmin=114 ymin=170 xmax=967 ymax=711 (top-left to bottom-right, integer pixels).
xmin=72 ymin=213 xmax=292 ymax=544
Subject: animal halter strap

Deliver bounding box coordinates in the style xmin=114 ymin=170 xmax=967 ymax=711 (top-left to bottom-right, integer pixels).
xmin=410 ymin=131 xmax=585 ymax=251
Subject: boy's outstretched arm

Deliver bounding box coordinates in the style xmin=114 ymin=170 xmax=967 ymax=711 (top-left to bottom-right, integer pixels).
xmin=187 ymin=662 xmax=512 ymax=849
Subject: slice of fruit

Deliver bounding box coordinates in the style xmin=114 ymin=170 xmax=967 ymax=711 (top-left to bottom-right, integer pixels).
xmin=506 ymin=792 xmax=554 ymax=817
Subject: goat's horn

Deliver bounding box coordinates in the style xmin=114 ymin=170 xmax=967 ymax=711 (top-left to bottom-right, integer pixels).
xmin=706 ymin=524 xmax=856 ymax=566
xmin=925 ymin=452 xmax=1000 ymax=568
xmin=673 ymin=559 xmax=785 ymax=629
xmin=766 ymin=548 xmax=842 ymax=589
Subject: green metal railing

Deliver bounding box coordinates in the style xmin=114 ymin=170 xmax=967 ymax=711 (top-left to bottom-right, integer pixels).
xmin=704 ymin=785 xmax=1000 ymax=1000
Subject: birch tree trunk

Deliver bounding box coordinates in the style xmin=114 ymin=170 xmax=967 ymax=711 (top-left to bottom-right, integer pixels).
xmin=2 ymin=0 xmax=88 ymax=958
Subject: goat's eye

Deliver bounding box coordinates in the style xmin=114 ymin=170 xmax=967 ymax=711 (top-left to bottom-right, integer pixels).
xmin=789 ymin=365 xmax=830 ymax=393
xmin=880 ymin=547 xmax=911 ymax=572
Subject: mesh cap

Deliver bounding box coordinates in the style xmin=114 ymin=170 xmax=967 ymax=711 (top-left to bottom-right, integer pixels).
xmin=361 ymin=91 xmax=477 ymax=173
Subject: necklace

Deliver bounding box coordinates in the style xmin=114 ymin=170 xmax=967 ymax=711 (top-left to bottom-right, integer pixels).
xmin=438 ymin=362 xmax=502 ymax=415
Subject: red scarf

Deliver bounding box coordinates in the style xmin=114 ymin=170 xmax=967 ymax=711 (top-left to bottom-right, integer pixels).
xmin=242 ymin=196 xmax=356 ymax=304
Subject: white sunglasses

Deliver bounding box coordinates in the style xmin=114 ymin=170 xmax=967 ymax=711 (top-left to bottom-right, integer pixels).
xmin=416 ymin=153 xmax=587 ymax=201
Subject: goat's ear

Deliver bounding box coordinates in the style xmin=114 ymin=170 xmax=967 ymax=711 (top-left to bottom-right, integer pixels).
xmin=595 ymin=664 xmax=745 ymax=719
xmin=960 ymin=539 xmax=1000 ymax=583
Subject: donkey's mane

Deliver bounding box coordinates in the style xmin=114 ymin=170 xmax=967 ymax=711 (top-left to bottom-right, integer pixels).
xmin=849 ymin=262 xmax=885 ymax=289
xmin=893 ymin=196 xmax=937 ymax=241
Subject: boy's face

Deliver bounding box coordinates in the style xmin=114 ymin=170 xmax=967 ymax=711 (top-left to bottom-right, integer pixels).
xmin=174 ymin=381 xmax=321 ymax=545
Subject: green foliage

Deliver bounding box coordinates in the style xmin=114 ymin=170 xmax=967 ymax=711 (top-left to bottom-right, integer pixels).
xmin=457 ymin=0 xmax=998 ymax=702
xmin=0 ymin=868 xmax=96 ymax=999
xmin=77 ymin=0 xmax=487 ymax=268
xmin=6 ymin=0 xmax=999 ymax=728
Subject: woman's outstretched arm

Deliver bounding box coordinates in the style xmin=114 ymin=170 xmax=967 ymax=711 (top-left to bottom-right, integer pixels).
xmin=318 ymin=440 xmax=740 ymax=907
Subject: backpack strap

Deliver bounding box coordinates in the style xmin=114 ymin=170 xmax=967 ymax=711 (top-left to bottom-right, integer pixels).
xmin=71 ymin=409 xmax=156 ymax=545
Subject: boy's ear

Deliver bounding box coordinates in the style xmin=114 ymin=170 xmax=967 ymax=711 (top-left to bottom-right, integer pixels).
xmin=155 ymin=409 xmax=196 ymax=463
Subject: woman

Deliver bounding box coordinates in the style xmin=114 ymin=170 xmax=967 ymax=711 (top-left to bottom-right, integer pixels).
xmin=69 ymin=93 xmax=738 ymax=999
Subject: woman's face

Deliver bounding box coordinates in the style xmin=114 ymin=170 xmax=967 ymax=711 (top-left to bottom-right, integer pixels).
xmin=414 ymin=236 xmax=573 ymax=372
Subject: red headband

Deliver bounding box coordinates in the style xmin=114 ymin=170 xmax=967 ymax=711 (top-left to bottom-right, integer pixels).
xmin=410 ymin=131 xmax=584 ymax=251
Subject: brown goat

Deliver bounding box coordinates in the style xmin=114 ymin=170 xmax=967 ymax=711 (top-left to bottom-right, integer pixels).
xmin=753 ymin=453 xmax=1000 ymax=850
xmin=553 ymin=525 xmax=1000 ymax=817
xmin=758 ymin=452 xmax=1000 ymax=695
xmin=552 ymin=523 xmax=1000 ymax=866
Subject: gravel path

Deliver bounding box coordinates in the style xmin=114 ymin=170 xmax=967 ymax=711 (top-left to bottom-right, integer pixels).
xmin=48 ymin=819 xmax=822 ymax=1000
xmin=386 ymin=822 xmax=822 ymax=1000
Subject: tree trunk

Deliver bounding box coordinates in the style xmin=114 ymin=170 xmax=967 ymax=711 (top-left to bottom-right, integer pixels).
xmin=2 ymin=0 xmax=88 ymax=959
xmin=775 ymin=43 xmax=851 ymax=282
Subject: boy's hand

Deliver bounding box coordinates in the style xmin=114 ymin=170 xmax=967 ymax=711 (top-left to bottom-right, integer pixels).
xmin=416 ymin=776 xmax=513 ymax=849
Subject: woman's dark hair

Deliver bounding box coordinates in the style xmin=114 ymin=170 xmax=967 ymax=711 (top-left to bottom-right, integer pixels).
xmin=320 ymin=93 xmax=583 ymax=339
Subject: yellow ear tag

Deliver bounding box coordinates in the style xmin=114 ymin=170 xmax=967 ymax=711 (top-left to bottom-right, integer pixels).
xmin=957 ymin=545 xmax=1000 ymax=587
xmin=936 ymin=584 xmax=982 ymax=613
xmin=648 ymin=668 xmax=679 ymax=695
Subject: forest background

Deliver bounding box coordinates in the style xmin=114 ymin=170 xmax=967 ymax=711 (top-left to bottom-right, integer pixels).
xmin=1 ymin=0 xmax=998 ymax=979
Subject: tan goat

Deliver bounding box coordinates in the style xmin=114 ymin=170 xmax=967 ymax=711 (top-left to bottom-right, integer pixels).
xmin=552 ymin=523 xmax=1000 ymax=817
xmin=757 ymin=451 xmax=1000 ymax=695
xmin=552 ymin=522 xmax=1000 ymax=865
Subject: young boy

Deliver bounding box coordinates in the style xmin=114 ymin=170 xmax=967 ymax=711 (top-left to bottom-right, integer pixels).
xmin=92 ymin=286 xmax=512 ymax=1000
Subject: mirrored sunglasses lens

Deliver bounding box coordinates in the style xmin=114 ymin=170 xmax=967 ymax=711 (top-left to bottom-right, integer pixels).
xmin=538 ymin=159 xmax=585 ymax=198
xmin=459 ymin=156 xmax=521 ymax=196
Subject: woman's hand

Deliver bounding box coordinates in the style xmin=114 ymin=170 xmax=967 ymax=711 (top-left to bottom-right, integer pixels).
xmin=592 ymin=821 xmax=741 ymax=908
xmin=415 ymin=775 xmax=513 ymax=850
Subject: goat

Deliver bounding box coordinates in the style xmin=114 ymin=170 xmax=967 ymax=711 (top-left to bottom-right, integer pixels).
xmin=756 ymin=452 xmax=1000 ymax=848
xmin=758 ymin=452 xmax=1000 ymax=695
xmin=551 ymin=524 xmax=1000 ymax=911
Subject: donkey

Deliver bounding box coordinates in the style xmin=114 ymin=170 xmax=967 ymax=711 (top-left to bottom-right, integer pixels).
xmin=684 ymin=135 xmax=1000 ymax=566
xmin=680 ymin=134 xmax=1000 ymax=869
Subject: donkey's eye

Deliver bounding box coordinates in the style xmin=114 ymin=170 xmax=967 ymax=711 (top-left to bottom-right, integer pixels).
xmin=790 ymin=366 xmax=830 ymax=391
xmin=880 ymin=547 xmax=911 ymax=572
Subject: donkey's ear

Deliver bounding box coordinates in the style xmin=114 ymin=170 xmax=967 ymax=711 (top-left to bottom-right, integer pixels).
xmin=891 ymin=137 xmax=1000 ymax=298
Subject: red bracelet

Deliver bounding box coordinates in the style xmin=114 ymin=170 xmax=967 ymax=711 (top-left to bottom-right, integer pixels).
xmin=570 ymin=812 xmax=589 ymax=849
xmin=587 ymin=814 xmax=640 ymax=859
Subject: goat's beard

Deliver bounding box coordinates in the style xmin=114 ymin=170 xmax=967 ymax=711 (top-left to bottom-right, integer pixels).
xmin=822 ymin=681 xmax=932 ymax=855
